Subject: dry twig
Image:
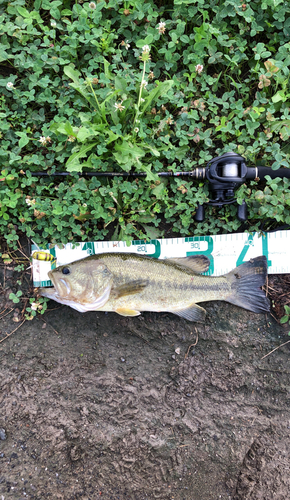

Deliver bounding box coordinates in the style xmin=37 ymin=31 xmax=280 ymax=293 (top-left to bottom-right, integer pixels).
xmin=0 ymin=319 xmax=26 ymax=344
xmin=261 ymin=339 xmax=290 ymax=360
xmin=39 ymin=316 xmax=59 ymax=335
xmin=185 ymin=330 xmax=199 ymax=359
xmin=0 ymin=308 xmax=14 ymax=319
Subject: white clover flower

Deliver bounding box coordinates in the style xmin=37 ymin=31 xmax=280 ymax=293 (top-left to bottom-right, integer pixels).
xmin=31 ymin=302 xmax=38 ymax=311
xmin=25 ymin=198 xmax=36 ymax=206
xmin=67 ymin=135 xmax=76 ymax=142
xmin=89 ymin=1 xmax=96 ymax=8
xmin=114 ymin=101 xmax=125 ymax=112
xmin=134 ymin=127 xmax=139 ymax=133
xmin=195 ymin=64 xmax=203 ymax=74
xmin=6 ymin=82 xmax=14 ymax=89
xmin=156 ymin=21 xmax=166 ymax=34
xmin=50 ymin=20 xmax=57 ymax=27
xmin=142 ymin=45 xmax=150 ymax=53
xmin=141 ymin=80 xmax=148 ymax=88
xmin=38 ymin=136 xmax=51 ymax=146
xmin=83 ymin=203 xmax=87 ymax=207
xmin=124 ymin=40 xmax=130 ymax=50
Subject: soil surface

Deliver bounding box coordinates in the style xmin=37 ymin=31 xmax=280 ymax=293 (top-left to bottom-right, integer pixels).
xmin=0 ymin=250 xmax=290 ymax=500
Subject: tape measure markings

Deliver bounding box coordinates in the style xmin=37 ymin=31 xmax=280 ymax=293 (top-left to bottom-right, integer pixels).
xmin=32 ymin=230 xmax=290 ymax=287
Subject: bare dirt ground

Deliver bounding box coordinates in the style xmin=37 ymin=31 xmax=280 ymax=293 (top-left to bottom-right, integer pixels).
xmin=0 ymin=255 xmax=290 ymax=500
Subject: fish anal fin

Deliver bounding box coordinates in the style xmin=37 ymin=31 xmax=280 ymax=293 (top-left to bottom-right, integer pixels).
xmin=115 ymin=307 xmax=141 ymax=317
xmin=112 ymin=279 xmax=148 ymax=299
xmin=167 ymin=255 xmax=210 ymax=273
xmin=171 ymin=303 xmax=206 ymax=322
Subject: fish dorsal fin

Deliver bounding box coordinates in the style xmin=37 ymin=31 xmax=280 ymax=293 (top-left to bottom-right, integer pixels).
xmin=111 ymin=279 xmax=149 ymax=299
xmin=171 ymin=303 xmax=206 ymax=322
xmin=167 ymin=255 xmax=210 ymax=274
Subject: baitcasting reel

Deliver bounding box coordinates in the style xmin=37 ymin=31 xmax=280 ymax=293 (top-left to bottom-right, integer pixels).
xmin=193 ymin=152 xmax=259 ymax=223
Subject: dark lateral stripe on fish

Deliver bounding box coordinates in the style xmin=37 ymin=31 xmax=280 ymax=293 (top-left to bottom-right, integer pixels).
xmin=113 ymin=277 xmax=229 ymax=293
xmin=163 ymin=282 xmax=230 ymax=292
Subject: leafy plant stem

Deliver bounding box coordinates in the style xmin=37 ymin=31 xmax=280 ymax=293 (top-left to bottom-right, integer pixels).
xmin=134 ymin=60 xmax=146 ymax=126
xmin=87 ymin=80 xmax=103 ymax=117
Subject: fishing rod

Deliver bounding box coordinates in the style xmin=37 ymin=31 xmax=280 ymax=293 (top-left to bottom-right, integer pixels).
xmin=32 ymin=152 xmax=290 ymax=222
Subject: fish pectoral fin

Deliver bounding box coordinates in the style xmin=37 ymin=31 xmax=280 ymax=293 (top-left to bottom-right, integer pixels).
xmin=115 ymin=307 xmax=141 ymax=317
xmin=167 ymin=255 xmax=210 ymax=274
xmin=111 ymin=279 xmax=149 ymax=299
xmin=172 ymin=303 xmax=206 ymax=322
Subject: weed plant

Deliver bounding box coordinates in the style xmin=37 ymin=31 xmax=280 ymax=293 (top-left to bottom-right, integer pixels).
xmin=1 ymin=0 xmax=290 ymax=252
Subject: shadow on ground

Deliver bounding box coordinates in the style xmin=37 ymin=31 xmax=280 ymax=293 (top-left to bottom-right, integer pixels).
xmin=0 ymin=282 xmax=290 ymax=500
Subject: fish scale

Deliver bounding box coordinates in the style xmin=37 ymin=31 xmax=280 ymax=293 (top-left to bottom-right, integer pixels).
xmin=96 ymin=254 xmax=230 ymax=304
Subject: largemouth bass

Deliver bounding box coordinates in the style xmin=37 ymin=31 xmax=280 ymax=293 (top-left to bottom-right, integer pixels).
xmin=39 ymin=253 xmax=270 ymax=322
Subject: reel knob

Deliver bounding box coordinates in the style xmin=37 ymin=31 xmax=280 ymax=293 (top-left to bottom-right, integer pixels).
xmin=237 ymin=200 xmax=247 ymax=221
xmin=194 ymin=204 xmax=205 ymax=222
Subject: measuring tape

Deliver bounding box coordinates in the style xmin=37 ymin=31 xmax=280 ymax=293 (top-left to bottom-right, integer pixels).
xmin=32 ymin=230 xmax=288 ymax=287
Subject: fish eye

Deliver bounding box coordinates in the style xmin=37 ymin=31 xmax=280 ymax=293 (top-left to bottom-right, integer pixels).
xmin=62 ymin=267 xmax=70 ymax=275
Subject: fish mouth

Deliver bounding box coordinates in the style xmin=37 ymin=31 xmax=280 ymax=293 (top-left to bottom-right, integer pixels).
xmin=48 ymin=271 xmax=71 ymax=298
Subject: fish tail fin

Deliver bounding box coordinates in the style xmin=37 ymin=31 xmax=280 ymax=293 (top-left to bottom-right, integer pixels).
xmin=225 ymin=256 xmax=270 ymax=313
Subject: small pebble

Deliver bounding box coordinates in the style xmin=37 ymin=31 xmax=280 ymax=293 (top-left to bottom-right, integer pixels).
xmin=0 ymin=429 xmax=7 ymax=441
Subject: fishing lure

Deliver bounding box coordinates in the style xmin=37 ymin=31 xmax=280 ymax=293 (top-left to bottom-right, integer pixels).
xmin=32 ymin=251 xmax=55 ymax=264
